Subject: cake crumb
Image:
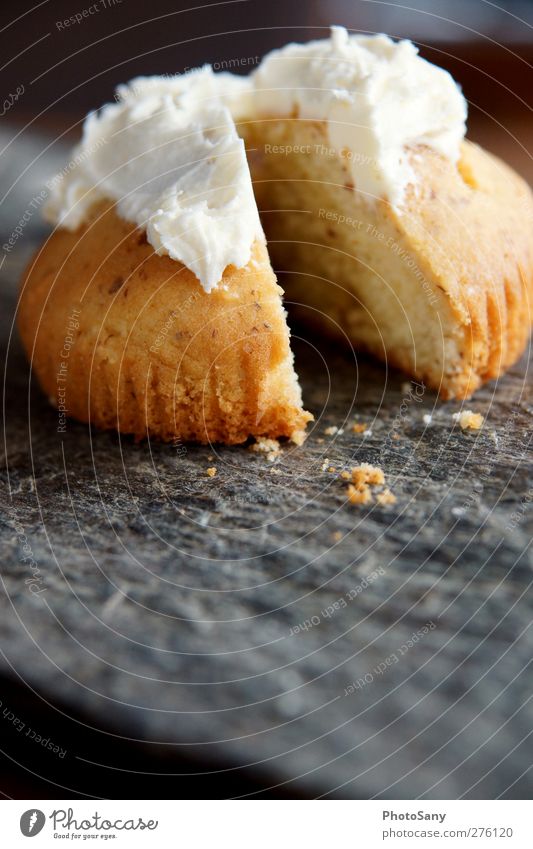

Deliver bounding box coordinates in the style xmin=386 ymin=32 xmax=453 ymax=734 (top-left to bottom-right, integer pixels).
xmin=316 ymin=437 xmax=324 ymax=444
xmin=291 ymin=429 xmax=307 ymax=446
xmin=332 ymin=530 xmax=342 ymax=542
xmin=351 ymin=463 xmax=385 ymax=487
xmin=250 ymin=437 xmax=282 ymax=463
xmin=377 ymin=488 xmax=397 ymax=505
xmin=327 ymin=466 xmax=337 ymax=473
xmin=250 ymin=437 xmax=281 ymax=455
xmin=342 ymin=463 xmax=396 ymax=507
xmin=324 ymin=425 xmax=338 ymax=436
xmin=347 ymin=483 xmax=373 ymax=505
xmin=453 ymin=410 xmax=484 ymax=430
xmin=392 ymin=433 xmax=400 ymax=441
xmin=352 ymin=423 xmax=367 ymax=433
xmin=422 ymin=414 xmax=432 ymax=425
xmin=206 ymin=466 xmax=217 ymax=477
xmin=320 ymin=458 xmax=330 ymax=472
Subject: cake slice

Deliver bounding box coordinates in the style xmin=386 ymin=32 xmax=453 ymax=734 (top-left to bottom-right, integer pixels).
xmin=17 ymin=70 xmax=311 ymax=443
xmin=241 ymin=27 xmax=533 ymax=399
xmin=18 ymin=201 xmax=311 ymax=443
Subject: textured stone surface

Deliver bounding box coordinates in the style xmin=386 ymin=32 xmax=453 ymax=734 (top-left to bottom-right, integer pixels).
xmin=0 ymin=129 xmax=532 ymax=798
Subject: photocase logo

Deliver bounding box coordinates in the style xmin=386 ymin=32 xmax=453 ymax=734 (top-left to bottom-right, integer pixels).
xmin=20 ymin=810 xmax=46 ymax=837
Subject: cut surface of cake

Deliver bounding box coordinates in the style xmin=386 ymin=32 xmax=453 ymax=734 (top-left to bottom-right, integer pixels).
xmin=242 ymin=122 xmax=533 ymax=399
xmin=18 ymin=28 xmax=533 ymax=442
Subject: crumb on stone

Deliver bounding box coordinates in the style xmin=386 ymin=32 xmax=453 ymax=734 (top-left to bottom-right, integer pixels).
xmin=320 ymin=458 xmax=330 ymax=472
xmin=347 ymin=483 xmax=373 ymax=505
xmin=328 ymin=466 xmax=337 ymax=473
xmin=377 ymin=488 xmax=397 ymax=505
xmin=206 ymin=466 xmax=217 ymax=477
xmin=332 ymin=530 xmax=343 ymax=542
xmin=453 ymin=410 xmax=484 ymax=430
xmin=324 ymin=426 xmax=338 ymax=436
xmin=351 ymin=463 xmax=385 ymax=487
xmin=291 ymin=429 xmax=307 ymax=446
xmin=342 ymin=463 xmax=395 ymax=507
xmin=250 ymin=437 xmax=281 ymax=455
xmin=352 ymin=423 xmax=367 ymax=433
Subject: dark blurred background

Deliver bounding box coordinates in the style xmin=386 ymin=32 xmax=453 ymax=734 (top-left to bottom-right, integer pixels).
xmin=1 ymin=0 xmax=532 ymax=180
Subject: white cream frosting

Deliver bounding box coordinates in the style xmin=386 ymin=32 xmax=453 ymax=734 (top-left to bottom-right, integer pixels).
xmin=251 ymin=26 xmax=467 ymax=206
xmin=44 ymin=67 xmax=261 ymax=292
xmin=45 ymin=27 xmax=467 ymax=291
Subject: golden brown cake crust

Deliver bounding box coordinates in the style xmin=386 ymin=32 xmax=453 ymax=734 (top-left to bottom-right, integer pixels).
xmin=18 ymin=201 xmax=311 ymax=443
xmin=399 ymin=141 xmax=533 ymax=397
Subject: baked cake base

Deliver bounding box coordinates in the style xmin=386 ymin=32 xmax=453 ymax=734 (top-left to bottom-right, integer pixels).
xmin=18 ymin=202 xmax=312 ymax=444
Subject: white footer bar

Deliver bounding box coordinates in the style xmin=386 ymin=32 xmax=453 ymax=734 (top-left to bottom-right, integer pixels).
xmin=2 ymin=799 xmax=531 ymax=847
